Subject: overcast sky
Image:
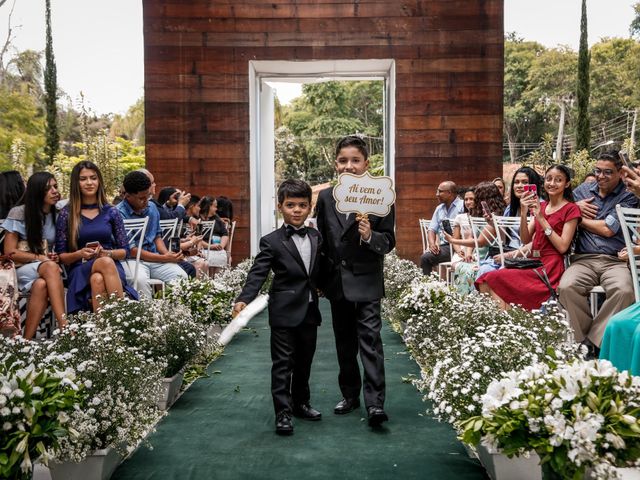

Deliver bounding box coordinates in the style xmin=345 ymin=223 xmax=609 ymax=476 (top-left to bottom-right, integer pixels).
xmin=0 ymin=1 xmax=636 ymax=114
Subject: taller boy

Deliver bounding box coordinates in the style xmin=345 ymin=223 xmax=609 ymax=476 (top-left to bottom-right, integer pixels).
xmin=316 ymin=135 xmax=396 ymax=427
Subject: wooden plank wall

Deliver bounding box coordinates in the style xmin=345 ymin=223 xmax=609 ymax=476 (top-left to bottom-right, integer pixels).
xmin=143 ymin=0 xmax=504 ymax=264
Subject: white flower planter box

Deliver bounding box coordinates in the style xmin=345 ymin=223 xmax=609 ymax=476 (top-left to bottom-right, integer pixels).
xmin=614 ymin=468 xmax=640 ymax=480
xmin=476 ymin=444 xmax=542 ymax=480
xmin=48 ymin=446 xmax=123 ymax=480
xmin=156 ymin=370 xmax=184 ymax=410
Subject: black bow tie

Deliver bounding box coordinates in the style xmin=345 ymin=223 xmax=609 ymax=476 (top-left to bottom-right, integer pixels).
xmin=286 ymin=225 xmax=307 ymax=238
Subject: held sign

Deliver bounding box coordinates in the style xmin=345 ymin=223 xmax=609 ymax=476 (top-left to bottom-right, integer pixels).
xmin=332 ymin=172 xmax=396 ymax=217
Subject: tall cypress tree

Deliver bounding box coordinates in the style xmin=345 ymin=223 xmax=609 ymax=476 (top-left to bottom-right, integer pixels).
xmin=576 ymin=0 xmax=591 ymax=151
xmin=44 ymin=0 xmax=59 ymax=163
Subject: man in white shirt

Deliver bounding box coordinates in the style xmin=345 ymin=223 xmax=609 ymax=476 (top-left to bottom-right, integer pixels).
xmin=420 ymin=181 xmax=463 ymax=275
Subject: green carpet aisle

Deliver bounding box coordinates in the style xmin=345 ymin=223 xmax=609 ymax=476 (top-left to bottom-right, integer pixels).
xmin=112 ymin=300 xmax=487 ymax=480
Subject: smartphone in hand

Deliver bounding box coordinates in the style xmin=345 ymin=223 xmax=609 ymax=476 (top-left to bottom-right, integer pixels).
xmin=169 ymin=237 xmax=181 ymax=253
xmin=523 ymin=184 xmax=537 ymax=196
xmin=86 ymin=241 xmax=101 ymax=249
xmin=441 ymin=219 xmax=453 ymax=235
xmin=619 ymin=151 xmax=632 ymax=169
xmin=481 ymin=200 xmax=491 ymax=216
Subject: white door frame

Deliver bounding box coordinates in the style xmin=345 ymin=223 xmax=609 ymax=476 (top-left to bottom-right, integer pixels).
xmin=248 ymin=59 xmax=396 ymax=254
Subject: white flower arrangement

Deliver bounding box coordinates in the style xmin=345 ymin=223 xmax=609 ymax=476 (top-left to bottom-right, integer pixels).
xmin=381 ymin=250 xmax=423 ymax=331
xmin=44 ymin=315 xmax=164 ymax=462
xmin=0 ymin=339 xmax=85 ymax=477
xmin=165 ymin=276 xmax=235 ymax=325
xmin=96 ymin=297 xmax=206 ymax=378
xmin=461 ymin=355 xmax=640 ymax=479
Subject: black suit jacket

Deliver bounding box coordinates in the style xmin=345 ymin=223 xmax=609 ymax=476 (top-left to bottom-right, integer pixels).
xmin=315 ymin=187 xmax=395 ymax=302
xmin=236 ymin=225 xmax=322 ymax=328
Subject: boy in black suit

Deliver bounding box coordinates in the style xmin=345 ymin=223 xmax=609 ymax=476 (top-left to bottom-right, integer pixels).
xmin=315 ymin=135 xmax=395 ymax=427
xmin=233 ymin=179 xmax=323 ymax=436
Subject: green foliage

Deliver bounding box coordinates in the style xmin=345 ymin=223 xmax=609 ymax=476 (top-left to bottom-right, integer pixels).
xmin=576 ymin=0 xmax=591 ymax=151
xmin=566 ymin=149 xmax=596 ymax=186
xmin=0 ymin=87 xmax=45 ymax=170
xmin=277 ymin=80 xmax=384 ymax=185
xmin=110 ymin=98 xmax=145 ymax=144
xmin=44 ymin=0 xmax=59 ymax=163
xmin=0 ymin=359 xmax=86 ymax=479
xmin=523 ymin=133 xmax=555 ymax=172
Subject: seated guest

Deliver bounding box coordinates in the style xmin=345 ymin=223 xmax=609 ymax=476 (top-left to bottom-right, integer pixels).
xmin=492 ymin=177 xmax=507 ymax=204
xmin=476 ymin=165 xmax=581 ymax=311
xmin=480 ymin=167 xmax=543 ymax=275
xmin=216 ymin=195 xmax=234 ymax=229
xmin=156 ymin=186 xmax=192 ymax=220
xmin=444 ymin=182 xmax=505 ymax=291
xmin=0 ymin=170 xmax=26 ymax=219
xmin=582 ymin=172 xmax=597 ymax=184
xmin=199 ymin=195 xmax=229 ymax=270
xmin=2 ymin=172 xmax=67 ymax=338
xmin=56 ymin=161 xmax=138 ymax=313
xmin=449 ymin=188 xmax=475 ymax=294
xmin=117 ymin=171 xmax=187 ymax=298
xmin=420 ymin=181 xmax=463 ymax=275
xmin=599 ymin=243 xmax=640 ymax=374
xmin=558 ymin=152 xmax=638 ymax=358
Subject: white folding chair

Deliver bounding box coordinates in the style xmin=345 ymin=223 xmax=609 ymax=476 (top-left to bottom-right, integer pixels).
xmin=491 ymin=215 xmax=525 ymax=267
xmin=123 ymin=217 xmax=149 ymax=293
xmin=0 ymin=222 xmax=5 ymax=249
xmin=468 ymin=215 xmax=498 ymax=270
xmin=419 ymin=218 xmax=431 ymax=254
xmin=159 ymin=218 xmax=179 ymax=243
xmin=225 ymin=220 xmax=237 ymax=267
xmin=616 ymin=205 xmax=640 ymax=303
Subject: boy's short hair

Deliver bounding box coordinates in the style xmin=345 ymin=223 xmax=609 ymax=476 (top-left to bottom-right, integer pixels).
xmin=277 ymin=179 xmax=312 ymax=204
xmin=335 ymin=135 xmax=369 ymax=160
xmin=123 ymin=171 xmax=152 ymax=194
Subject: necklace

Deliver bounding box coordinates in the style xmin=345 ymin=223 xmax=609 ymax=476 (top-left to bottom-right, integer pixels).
xmin=81 ymin=203 xmax=99 ymax=209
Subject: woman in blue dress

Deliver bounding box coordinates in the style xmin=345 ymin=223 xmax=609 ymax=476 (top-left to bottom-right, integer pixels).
xmin=56 ymin=161 xmax=138 ymax=313
xmin=2 ymin=172 xmax=67 ymax=338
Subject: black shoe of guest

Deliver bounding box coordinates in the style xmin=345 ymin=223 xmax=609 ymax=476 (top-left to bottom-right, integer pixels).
xmin=293 ymin=403 xmax=322 ymax=421
xmin=367 ymin=406 xmax=389 ymax=427
xmin=334 ymin=398 xmax=360 ymax=414
xmin=275 ymin=411 xmax=293 ymax=435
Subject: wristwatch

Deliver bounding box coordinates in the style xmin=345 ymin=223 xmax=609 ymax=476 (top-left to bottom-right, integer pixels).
xmin=544 ymin=227 xmax=553 ymax=237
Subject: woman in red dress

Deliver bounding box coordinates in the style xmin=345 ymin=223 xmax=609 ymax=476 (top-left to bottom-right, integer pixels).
xmin=475 ymin=165 xmax=581 ymax=310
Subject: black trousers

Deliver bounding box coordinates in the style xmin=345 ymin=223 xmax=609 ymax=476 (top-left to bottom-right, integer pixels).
xmin=270 ymin=304 xmax=319 ymax=415
xmin=330 ymin=298 xmax=385 ymax=409
xmin=420 ymin=244 xmax=451 ymax=275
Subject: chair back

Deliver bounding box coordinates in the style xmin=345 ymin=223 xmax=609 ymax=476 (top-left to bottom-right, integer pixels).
xmin=159 ymin=218 xmax=179 ymax=242
xmin=468 ymin=215 xmax=498 ymax=269
xmin=419 ymin=218 xmax=431 ymax=253
xmin=616 ymin=205 xmax=640 ymax=302
xmin=491 ymin=215 xmax=525 ymax=267
xmin=200 ymin=220 xmax=217 ymax=255
xmin=123 ymin=217 xmax=149 ymax=292
xmin=225 ymin=220 xmax=237 ymax=266
xmin=0 ymin=220 xmax=5 ymax=252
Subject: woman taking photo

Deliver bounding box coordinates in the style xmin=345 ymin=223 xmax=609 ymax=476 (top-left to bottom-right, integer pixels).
xmin=56 ymin=161 xmax=138 ymax=313
xmin=199 ymin=195 xmax=229 ymax=271
xmin=1 ymin=172 xmax=66 ymax=338
xmin=475 ymin=165 xmax=581 ymax=310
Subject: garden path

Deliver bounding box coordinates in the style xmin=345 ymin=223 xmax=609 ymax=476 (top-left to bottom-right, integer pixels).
xmin=112 ymin=300 xmax=487 ymax=479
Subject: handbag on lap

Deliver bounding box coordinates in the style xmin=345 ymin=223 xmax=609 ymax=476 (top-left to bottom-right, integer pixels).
xmin=503 ymin=257 xmax=543 ymax=269
xmin=0 ymin=256 xmax=21 ymax=337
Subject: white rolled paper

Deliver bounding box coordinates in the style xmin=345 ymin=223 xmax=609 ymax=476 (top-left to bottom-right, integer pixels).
xmin=218 ymin=294 xmax=269 ymax=346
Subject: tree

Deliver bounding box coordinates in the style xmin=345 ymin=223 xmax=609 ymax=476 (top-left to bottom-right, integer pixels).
xmin=576 ymin=0 xmax=591 ymax=151
xmin=631 ymin=2 xmax=640 ymax=38
xmin=503 ymin=34 xmax=548 ymax=162
xmin=43 ymin=0 xmax=59 ymax=163
xmin=110 ymin=97 xmax=145 ymax=144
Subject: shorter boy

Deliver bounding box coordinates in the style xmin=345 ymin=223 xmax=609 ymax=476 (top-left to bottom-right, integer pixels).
xmin=233 ymin=179 xmax=323 ymax=435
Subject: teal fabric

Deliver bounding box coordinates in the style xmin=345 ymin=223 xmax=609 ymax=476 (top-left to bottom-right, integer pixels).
xmin=600 ymin=302 xmax=640 ymax=375
xmin=112 ymin=299 xmax=486 ymax=479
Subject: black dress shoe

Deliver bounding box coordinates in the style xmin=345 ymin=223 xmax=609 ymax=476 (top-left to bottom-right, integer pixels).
xmin=275 ymin=411 xmax=293 ymax=435
xmin=334 ymin=398 xmax=360 ymax=415
xmin=367 ymin=406 xmax=389 ymax=427
xmin=293 ymin=403 xmax=322 ymax=421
